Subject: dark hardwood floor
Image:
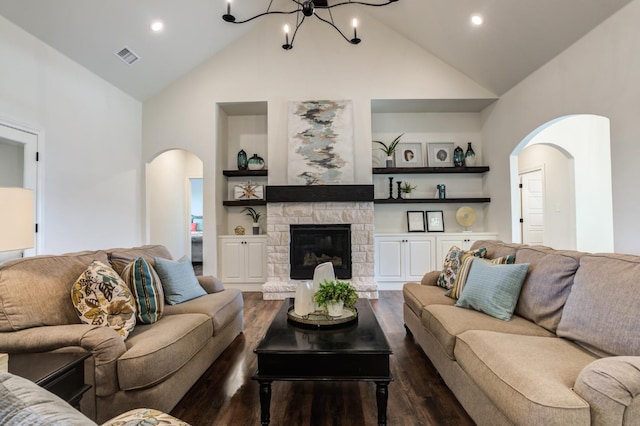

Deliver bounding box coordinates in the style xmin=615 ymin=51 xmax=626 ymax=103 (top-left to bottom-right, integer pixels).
xmin=170 ymin=291 xmax=474 ymax=426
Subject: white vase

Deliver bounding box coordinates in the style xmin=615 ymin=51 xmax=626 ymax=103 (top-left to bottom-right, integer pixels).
xmin=326 ymin=300 xmax=344 ymax=317
xmin=404 ymin=192 xmax=411 ymax=199
xmin=252 ymin=223 xmax=260 ymax=235
xmin=294 ymin=281 xmax=315 ymax=316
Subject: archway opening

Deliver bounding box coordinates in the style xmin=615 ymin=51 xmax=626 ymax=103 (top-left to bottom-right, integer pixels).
xmin=510 ymin=115 xmax=613 ymax=252
xmin=146 ymin=149 xmax=204 ymax=268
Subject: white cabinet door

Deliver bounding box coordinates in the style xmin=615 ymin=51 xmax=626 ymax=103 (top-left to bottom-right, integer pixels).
xmin=375 ymin=235 xmax=435 ymax=282
xmin=219 ymin=236 xmax=267 ymax=283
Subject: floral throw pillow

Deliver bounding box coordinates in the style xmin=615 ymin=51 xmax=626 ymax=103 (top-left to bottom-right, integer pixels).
xmin=436 ymin=246 xmax=487 ymax=290
xmin=71 ymin=260 xmax=136 ymax=339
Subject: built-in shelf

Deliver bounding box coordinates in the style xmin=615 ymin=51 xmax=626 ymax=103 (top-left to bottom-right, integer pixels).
xmin=374 ymin=197 xmax=491 ymax=204
xmin=223 ymin=169 xmax=268 ymax=177
xmin=372 ymin=166 xmax=489 ymax=174
xmin=222 ymin=200 xmax=267 ymax=207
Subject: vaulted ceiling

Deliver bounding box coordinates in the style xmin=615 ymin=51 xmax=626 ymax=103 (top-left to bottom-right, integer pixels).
xmin=0 ymin=0 xmax=632 ymax=101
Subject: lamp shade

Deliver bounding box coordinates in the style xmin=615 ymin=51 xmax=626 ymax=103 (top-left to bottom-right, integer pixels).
xmin=0 ymin=188 xmax=34 ymax=252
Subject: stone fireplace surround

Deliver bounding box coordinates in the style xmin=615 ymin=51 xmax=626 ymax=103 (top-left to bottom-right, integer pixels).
xmin=262 ymin=200 xmax=378 ymax=300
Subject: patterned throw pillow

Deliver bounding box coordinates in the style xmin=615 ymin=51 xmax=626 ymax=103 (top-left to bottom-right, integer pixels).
xmin=437 ymin=246 xmax=487 ymax=289
xmin=446 ymin=254 xmax=515 ymax=299
xmin=122 ymin=257 xmax=164 ymax=324
xmin=71 ymin=260 xmax=136 ymax=338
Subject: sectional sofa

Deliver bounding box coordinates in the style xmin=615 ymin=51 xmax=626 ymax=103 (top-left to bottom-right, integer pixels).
xmin=403 ymin=240 xmax=640 ymax=425
xmin=0 ymin=245 xmax=244 ymax=423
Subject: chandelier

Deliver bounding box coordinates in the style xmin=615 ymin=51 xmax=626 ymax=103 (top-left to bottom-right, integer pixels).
xmin=222 ymin=0 xmax=399 ymax=50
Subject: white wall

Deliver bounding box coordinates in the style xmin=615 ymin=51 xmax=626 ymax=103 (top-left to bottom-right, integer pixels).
xmin=482 ymin=0 xmax=640 ymax=254
xmin=143 ymin=14 xmax=495 ymax=274
xmin=0 ymin=15 xmax=143 ymax=254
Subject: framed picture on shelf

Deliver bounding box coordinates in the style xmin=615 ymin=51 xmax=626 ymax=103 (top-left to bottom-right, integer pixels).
xmin=426 ymin=210 xmax=445 ymax=232
xmin=427 ymin=142 xmax=454 ymax=167
xmin=395 ymin=143 xmax=423 ymax=167
xmin=407 ymin=211 xmax=426 ymax=232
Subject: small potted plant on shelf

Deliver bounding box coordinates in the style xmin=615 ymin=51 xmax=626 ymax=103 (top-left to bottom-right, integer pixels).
xmin=373 ymin=133 xmax=404 ymax=167
xmin=242 ymin=207 xmax=263 ymax=235
xmin=313 ymin=279 xmax=358 ymax=317
xmin=400 ymin=181 xmax=417 ymax=199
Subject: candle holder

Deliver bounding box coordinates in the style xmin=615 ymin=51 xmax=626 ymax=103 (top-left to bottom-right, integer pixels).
xmin=388 ymin=177 xmax=394 ymax=199
xmin=396 ymin=181 xmax=403 ymax=200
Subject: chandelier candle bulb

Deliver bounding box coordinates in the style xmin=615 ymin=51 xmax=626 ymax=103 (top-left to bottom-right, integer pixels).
xmin=284 ymin=24 xmax=290 ymax=45
xmin=226 ymin=0 xmax=231 ymax=15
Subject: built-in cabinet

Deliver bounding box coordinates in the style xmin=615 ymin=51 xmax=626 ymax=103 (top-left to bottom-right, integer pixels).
xmin=374 ymin=232 xmax=498 ymax=285
xmin=374 ymin=235 xmax=436 ymax=283
xmin=218 ymin=236 xmax=267 ymax=284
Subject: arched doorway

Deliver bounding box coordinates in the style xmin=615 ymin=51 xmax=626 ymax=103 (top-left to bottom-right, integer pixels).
xmin=146 ymin=149 xmax=204 ymax=265
xmin=510 ymin=115 xmax=613 ymax=252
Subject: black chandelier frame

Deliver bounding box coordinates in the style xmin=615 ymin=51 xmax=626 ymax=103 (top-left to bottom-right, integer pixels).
xmin=223 ymin=0 xmax=399 ymax=50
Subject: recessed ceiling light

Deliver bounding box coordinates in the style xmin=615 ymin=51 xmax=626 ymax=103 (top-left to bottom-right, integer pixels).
xmin=150 ymin=20 xmax=164 ymax=32
xmin=471 ymin=14 xmax=484 ymax=26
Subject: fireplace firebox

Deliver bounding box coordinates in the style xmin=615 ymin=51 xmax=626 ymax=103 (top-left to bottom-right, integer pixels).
xmin=289 ymin=224 xmax=351 ymax=280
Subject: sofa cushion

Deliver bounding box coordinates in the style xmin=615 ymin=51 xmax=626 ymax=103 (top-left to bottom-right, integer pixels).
xmin=436 ymin=246 xmax=486 ymax=289
xmin=469 ymin=240 xmax=523 ymax=259
xmin=445 ymin=254 xmax=515 ymax=300
xmin=455 ymin=330 xmax=595 ymax=425
xmin=403 ymin=283 xmax=455 ymax=319
xmin=422 ymin=304 xmax=553 ymax=360
xmin=108 ymin=245 xmax=173 ymax=276
xmin=122 ymin=257 xmax=164 ymax=324
xmin=154 ymin=256 xmax=207 ymax=305
xmin=0 ymin=250 xmax=109 ymax=332
xmin=0 ymin=372 xmax=97 ymax=426
xmin=513 ymin=246 xmax=582 ymax=332
xmin=117 ymin=313 xmax=212 ymax=390
xmin=71 ymin=260 xmax=136 ymax=339
xmin=455 ymin=260 xmax=529 ymax=321
xmin=163 ymin=288 xmax=243 ymax=335
xmin=557 ymin=253 xmax=640 ymax=356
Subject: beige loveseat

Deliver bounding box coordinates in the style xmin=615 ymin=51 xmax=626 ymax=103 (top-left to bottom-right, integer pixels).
xmin=0 ymin=245 xmax=244 ymax=423
xmin=403 ymin=240 xmax=640 ymax=426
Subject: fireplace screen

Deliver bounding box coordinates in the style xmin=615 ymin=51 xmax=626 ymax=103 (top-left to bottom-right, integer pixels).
xmin=289 ymin=224 xmax=352 ymax=280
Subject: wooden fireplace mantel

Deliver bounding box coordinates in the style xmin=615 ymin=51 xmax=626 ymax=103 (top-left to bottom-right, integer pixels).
xmin=265 ymin=185 xmax=374 ymax=203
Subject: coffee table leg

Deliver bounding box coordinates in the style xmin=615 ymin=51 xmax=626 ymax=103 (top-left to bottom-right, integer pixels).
xmin=259 ymin=380 xmax=272 ymax=425
xmin=375 ymin=381 xmax=389 ymax=426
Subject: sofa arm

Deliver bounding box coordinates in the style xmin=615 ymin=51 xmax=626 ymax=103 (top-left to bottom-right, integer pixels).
xmin=573 ymin=356 xmax=640 ymax=426
xmin=420 ymin=270 xmax=440 ymax=286
xmin=197 ymin=275 xmax=225 ymax=294
xmin=0 ymin=324 xmax=126 ymax=397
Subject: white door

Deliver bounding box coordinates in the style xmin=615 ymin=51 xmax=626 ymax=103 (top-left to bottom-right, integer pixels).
xmin=0 ymin=123 xmax=39 ymax=259
xmin=520 ymin=169 xmax=545 ymax=245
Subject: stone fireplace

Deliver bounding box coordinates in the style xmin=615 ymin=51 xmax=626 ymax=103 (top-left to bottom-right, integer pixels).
xmin=289 ymin=224 xmax=352 ymax=280
xmin=262 ymin=201 xmax=378 ymax=300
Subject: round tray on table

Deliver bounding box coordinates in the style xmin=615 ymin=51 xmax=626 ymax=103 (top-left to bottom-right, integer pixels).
xmin=287 ymin=305 xmax=358 ymax=329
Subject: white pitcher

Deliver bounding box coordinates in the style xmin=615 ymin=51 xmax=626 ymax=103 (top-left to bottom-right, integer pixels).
xmin=294 ymin=281 xmax=314 ymax=316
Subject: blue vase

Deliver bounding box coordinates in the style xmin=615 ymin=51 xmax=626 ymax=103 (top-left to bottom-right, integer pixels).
xmin=453 ymin=146 xmax=464 ymax=167
xmin=464 ymin=142 xmax=477 ymax=167
xmin=248 ymin=154 xmax=265 ymax=170
xmin=237 ymin=150 xmax=248 ymax=170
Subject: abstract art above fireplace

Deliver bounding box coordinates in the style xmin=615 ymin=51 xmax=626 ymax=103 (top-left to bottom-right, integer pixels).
xmin=287 ymin=100 xmax=354 ymax=185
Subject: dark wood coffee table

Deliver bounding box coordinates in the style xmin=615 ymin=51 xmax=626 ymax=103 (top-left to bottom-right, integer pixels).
xmin=252 ymin=298 xmax=393 ymax=425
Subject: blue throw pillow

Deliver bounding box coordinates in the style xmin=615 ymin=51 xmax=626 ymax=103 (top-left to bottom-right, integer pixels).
xmin=154 ymin=256 xmax=206 ymax=305
xmin=455 ymin=258 xmax=530 ymax=321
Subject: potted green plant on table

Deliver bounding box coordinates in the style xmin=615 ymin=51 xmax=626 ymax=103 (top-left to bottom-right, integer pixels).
xmin=313 ymin=279 xmax=358 ymax=317
xmin=242 ymin=207 xmax=263 ymax=235
xmin=373 ymin=133 xmax=404 ymax=167
xmin=400 ymin=181 xmax=417 ymax=199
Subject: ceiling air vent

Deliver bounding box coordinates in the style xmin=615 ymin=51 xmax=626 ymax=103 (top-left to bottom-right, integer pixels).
xmin=115 ymin=47 xmax=140 ymax=65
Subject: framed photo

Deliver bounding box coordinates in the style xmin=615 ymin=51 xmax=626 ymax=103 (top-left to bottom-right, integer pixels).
xmin=426 ymin=210 xmax=445 ymax=232
xmin=427 ymin=142 xmax=454 ymax=167
xmin=395 ymin=143 xmax=423 ymax=167
xmin=407 ymin=211 xmax=426 ymax=232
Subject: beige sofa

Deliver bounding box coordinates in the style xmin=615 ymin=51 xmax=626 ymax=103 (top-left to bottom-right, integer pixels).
xmin=403 ymin=240 xmax=640 ymax=426
xmin=0 ymin=245 xmax=244 ymax=423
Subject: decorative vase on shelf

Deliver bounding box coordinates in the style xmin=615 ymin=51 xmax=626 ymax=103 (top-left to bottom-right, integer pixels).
xmin=464 ymin=142 xmax=477 ymax=167
xmin=453 ymin=146 xmax=465 ymax=167
xmin=386 ymin=155 xmax=395 ymax=168
xmin=248 ymin=154 xmax=265 ymax=170
xmin=237 ymin=150 xmax=248 ymax=170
